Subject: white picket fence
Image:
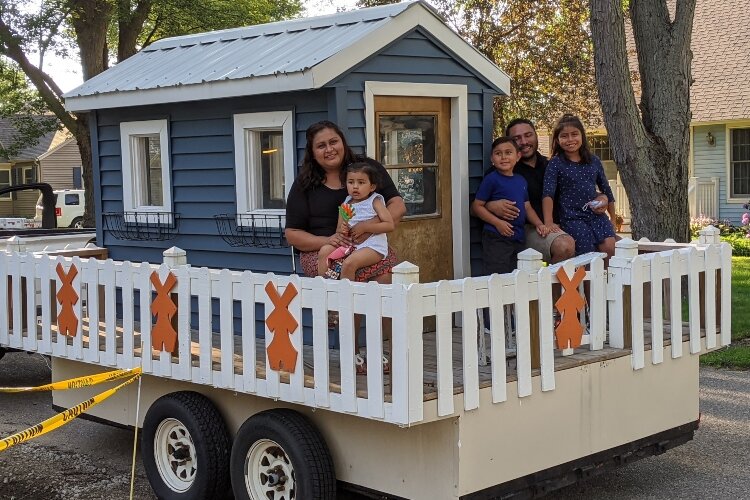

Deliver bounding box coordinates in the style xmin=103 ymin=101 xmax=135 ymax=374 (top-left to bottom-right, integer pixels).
xmin=0 ymin=227 xmax=732 ymax=426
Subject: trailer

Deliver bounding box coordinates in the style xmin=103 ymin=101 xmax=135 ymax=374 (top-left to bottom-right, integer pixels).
xmin=0 ymin=227 xmax=731 ymax=499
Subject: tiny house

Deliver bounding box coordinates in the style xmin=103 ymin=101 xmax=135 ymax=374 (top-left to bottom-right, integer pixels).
xmin=63 ymin=0 xmax=509 ymax=281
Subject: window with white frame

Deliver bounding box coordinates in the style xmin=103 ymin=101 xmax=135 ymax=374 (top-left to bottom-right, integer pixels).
xmin=589 ymin=135 xmax=619 ymax=181
xmin=0 ymin=168 xmax=10 ymax=200
xmin=730 ymin=127 xmax=750 ymax=198
xmin=120 ymin=120 xmax=171 ymax=219
xmin=22 ymin=166 xmax=36 ymax=184
xmin=233 ymin=111 xmax=294 ymax=225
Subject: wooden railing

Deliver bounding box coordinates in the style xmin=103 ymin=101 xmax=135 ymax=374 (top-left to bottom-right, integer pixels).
xmin=0 ymin=228 xmax=732 ymax=426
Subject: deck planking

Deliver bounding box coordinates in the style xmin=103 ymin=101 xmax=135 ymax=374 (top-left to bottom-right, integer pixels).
xmin=23 ymin=316 xmax=710 ymax=404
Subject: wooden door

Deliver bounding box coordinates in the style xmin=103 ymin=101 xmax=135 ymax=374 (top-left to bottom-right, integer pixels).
xmin=375 ymin=96 xmax=453 ymax=283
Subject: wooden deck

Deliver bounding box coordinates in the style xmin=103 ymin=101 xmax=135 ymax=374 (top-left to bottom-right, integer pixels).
xmin=30 ymin=317 xmax=706 ymax=404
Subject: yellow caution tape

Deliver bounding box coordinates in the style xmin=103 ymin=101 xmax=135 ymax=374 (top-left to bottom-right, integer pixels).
xmin=0 ymin=367 xmax=141 ymax=393
xmin=0 ymin=369 xmax=141 ymax=452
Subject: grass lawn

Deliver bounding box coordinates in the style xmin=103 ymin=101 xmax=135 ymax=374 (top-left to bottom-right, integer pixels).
xmin=700 ymin=256 xmax=750 ymax=369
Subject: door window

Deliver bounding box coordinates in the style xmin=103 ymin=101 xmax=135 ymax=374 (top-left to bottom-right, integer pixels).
xmin=378 ymin=115 xmax=439 ymax=218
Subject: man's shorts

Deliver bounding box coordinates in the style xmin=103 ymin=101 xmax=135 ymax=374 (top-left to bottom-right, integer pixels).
xmin=524 ymin=224 xmax=569 ymax=263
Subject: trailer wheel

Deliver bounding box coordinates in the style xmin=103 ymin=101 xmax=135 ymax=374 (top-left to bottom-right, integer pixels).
xmin=142 ymin=391 xmax=231 ymax=500
xmin=231 ymin=409 xmax=336 ymax=500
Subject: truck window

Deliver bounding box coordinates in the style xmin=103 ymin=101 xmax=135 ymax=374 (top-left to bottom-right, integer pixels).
xmin=65 ymin=194 xmax=80 ymax=205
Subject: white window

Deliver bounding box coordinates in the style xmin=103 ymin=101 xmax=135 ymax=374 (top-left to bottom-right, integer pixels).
xmin=22 ymin=166 xmax=36 ymax=184
xmin=730 ymin=127 xmax=750 ymax=199
xmin=233 ymin=111 xmax=294 ymax=226
xmin=0 ymin=168 xmax=10 ymax=200
xmin=120 ymin=120 xmax=171 ymax=221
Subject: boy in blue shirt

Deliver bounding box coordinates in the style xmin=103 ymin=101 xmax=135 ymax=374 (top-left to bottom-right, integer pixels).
xmin=472 ymin=137 xmax=552 ymax=275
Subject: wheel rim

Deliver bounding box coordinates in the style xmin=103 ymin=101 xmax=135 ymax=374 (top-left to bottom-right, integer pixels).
xmin=154 ymin=418 xmax=197 ymax=492
xmin=244 ymin=439 xmax=296 ymax=500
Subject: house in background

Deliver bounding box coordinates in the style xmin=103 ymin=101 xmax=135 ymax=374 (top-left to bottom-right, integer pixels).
xmin=63 ymin=0 xmax=509 ymax=279
xmin=539 ymin=0 xmax=748 ymax=226
xmin=0 ymin=118 xmax=83 ymax=217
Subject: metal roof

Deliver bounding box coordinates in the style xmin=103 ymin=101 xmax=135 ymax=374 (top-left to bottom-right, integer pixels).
xmin=63 ymin=0 xmax=510 ymax=112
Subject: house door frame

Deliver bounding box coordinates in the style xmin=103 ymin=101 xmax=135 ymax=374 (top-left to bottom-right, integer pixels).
xmin=365 ymin=81 xmax=469 ymax=280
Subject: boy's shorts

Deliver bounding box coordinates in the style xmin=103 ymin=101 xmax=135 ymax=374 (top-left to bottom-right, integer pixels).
xmin=482 ymin=230 xmax=525 ymax=275
xmin=524 ymin=224 xmax=569 ymax=263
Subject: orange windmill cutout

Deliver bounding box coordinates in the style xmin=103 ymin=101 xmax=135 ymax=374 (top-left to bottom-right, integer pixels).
xmin=150 ymin=271 xmax=178 ymax=353
xmin=554 ymin=266 xmax=587 ymax=350
xmin=56 ymin=263 xmax=79 ymax=337
xmin=265 ymin=282 xmax=299 ymax=373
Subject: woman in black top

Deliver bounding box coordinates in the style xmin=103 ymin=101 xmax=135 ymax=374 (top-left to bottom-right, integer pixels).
xmin=285 ymin=121 xmax=406 ymax=282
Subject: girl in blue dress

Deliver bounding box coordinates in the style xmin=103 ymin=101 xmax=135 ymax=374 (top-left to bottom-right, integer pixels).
xmin=542 ymin=114 xmax=617 ymax=258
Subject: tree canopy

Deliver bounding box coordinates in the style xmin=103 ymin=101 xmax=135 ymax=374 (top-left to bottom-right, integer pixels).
xmin=359 ymin=0 xmax=600 ymax=133
xmin=0 ymin=0 xmax=302 ymax=224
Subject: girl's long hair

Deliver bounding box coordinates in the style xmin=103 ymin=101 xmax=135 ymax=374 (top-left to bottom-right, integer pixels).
xmin=298 ymin=121 xmax=357 ymax=191
xmin=551 ymin=114 xmax=592 ymax=164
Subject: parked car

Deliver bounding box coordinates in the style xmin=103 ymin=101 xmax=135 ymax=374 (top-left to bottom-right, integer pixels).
xmin=35 ymin=189 xmax=85 ymax=228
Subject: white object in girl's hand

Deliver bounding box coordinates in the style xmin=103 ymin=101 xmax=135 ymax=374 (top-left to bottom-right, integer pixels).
xmin=583 ymin=199 xmax=605 ymax=210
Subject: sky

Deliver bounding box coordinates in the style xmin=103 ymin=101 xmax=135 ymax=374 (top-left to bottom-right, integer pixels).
xmin=45 ymin=0 xmax=361 ymax=93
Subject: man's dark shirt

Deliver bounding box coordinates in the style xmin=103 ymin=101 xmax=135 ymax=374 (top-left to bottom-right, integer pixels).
xmin=513 ymin=152 xmax=548 ymax=219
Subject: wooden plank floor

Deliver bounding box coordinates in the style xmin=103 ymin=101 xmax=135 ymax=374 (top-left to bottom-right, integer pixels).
xmin=25 ymin=317 xmax=709 ymax=403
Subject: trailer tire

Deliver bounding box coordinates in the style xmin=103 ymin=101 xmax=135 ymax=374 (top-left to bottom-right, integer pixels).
xmin=142 ymin=391 xmax=231 ymax=500
xmin=231 ymin=409 xmax=336 ymax=500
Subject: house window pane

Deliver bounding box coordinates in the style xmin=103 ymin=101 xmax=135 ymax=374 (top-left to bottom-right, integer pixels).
xmin=72 ymin=167 xmax=82 ymax=189
xmin=731 ymin=128 xmax=750 ymax=197
xmin=590 ymin=135 xmax=613 ymax=162
xmin=23 ymin=167 xmax=36 ymax=184
xmin=379 ymin=115 xmax=438 ymax=217
xmin=133 ymin=134 xmax=163 ymax=206
xmin=257 ymin=130 xmax=285 ymax=210
xmin=0 ymin=170 xmax=10 ymax=199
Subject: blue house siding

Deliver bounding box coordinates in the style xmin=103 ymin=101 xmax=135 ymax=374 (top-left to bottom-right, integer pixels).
xmin=692 ymin=124 xmax=747 ymax=224
xmin=94 ymin=91 xmax=329 ymax=271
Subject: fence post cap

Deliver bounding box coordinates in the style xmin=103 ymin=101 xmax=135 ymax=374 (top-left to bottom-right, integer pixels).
xmin=392 ymin=261 xmax=420 ymax=284
xmin=517 ymin=248 xmax=543 ymax=271
xmin=163 ymin=246 xmax=187 ymax=267
xmin=614 ymin=238 xmax=638 ymax=259
xmin=5 ymin=235 xmax=26 ymax=253
xmin=698 ymin=225 xmax=721 ymax=244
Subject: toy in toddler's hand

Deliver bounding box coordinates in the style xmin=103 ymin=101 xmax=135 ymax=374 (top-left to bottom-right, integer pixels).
xmin=326 ymin=203 xmax=357 ymax=278
xmin=339 ymin=203 xmax=355 ymax=223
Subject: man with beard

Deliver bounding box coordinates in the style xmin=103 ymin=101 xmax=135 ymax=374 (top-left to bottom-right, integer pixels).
xmin=482 ymin=119 xmax=608 ymax=263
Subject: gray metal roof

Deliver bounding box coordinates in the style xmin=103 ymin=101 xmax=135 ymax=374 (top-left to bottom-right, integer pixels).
xmin=63 ymin=0 xmax=510 ymax=111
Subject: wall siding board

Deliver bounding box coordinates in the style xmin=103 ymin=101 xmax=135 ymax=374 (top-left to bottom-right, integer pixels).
xmin=39 ymin=140 xmax=83 ymax=190
xmin=171 ymin=118 xmax=233 ymax=137
xmin=171 ymin=135 xmax=234 ymax=154
xmin=693 ymin=125 xmax=747 ymax=223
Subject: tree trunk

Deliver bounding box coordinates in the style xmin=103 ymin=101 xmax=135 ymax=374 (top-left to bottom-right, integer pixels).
xmin=73 ymin=114 xmax=96 ymax=228
xmin=590 ymin=0 xmax=695 ymax=242
xmin=69 ymin=0 xmax=113 ymax=80
xmin=117 ymin=0 xmax=153 ymax=62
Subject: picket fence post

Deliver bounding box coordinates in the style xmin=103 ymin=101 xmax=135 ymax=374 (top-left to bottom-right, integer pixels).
xmin=608 ymin=238 xmax=638 ymax=349
xmin=392 ymin=262 xmax=423 ymax=424
xmin=518 ymin=249 xmax=543 ymax=370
